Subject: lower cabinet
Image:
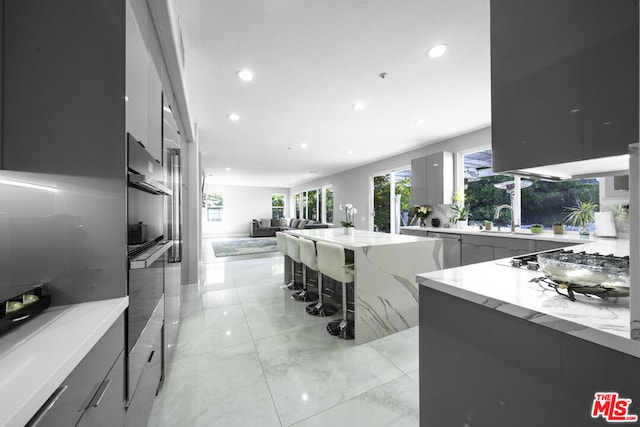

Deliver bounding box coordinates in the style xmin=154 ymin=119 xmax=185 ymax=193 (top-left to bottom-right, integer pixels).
xmin=125 ymin=327 xmax=162 ymax=427
xmin=461 ymin=241 xmax=495 ymax=265
xmin=27 ymin=315 xmax=125 ymax=427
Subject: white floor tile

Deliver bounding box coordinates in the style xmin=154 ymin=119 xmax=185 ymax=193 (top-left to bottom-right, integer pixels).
xmin=151 ymin=247 xmax=421 ymax=427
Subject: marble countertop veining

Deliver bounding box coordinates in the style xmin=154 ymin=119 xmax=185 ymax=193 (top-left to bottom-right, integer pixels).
xmin=286 ymin=228 xmax=435 ymax=249
xmin=0 ymin=297 xmax=129 ymax=427
xmin=416 ymin=239 xmax=640 ymax=358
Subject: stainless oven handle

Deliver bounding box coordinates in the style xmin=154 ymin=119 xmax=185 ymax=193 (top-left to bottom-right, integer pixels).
xmin=26 ymin=385 xmax=68 ymax=427
xmin=129 ymin=242 xmax=172 ymax=269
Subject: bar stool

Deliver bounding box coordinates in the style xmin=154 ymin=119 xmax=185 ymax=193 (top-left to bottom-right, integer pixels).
xmin=294 ymin=237 xmax=320 ymax=302
xmin=275 ymin=232 xmax=292 ymax=288
xmin=283 ymin=233 xmax=304 ymax=291
xmin=316 ymin=241 xmax=355 ymax=339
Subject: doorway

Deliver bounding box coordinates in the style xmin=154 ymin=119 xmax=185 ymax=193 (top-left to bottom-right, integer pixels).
xmin=371 ymin=168 xmax=412 ymax=233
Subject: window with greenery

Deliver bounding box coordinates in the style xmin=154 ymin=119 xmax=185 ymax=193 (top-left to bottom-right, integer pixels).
xmin=372 ymin=169 xmax=411 ymax=233
xmin=324 ymin=184 xmax=334 ymax=223
xmin=521 ymin=178 xmax=599 ymax=228
xmin=308 ymin=189 xmax=318 ymax=220
xmin=295 ymin=193 xmax=301 ymax=219
xmin=462 ymin=149 xmax=600 ymax=229
xmin=203 ymin=191 xmax=224 ymax=222
xmin=272 ymin=194 xmax=285 ymax=219
xmin=302 ymin=191 xmax=308 ymax=219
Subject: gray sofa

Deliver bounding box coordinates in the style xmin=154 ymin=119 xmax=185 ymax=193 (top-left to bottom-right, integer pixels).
xmin=250 ymin=218 xmax=329 ymax=237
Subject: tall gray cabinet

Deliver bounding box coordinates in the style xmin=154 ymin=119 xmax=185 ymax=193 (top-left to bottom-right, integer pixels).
xmin=411 ymin=152 xmax=453 ymax=206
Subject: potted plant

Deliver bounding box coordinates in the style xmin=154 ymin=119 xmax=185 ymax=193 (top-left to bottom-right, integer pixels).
xmin=530 ymin=224 xmax=543 ymax=234
xmin=563 ymin=199 xmax=598 ymax=236
xmin=451 ymin=203 xmax=471 ymax=229
xmin=552 ymin=222 xmax=564 ymax=235
xmin=339 ymin=203 xmax=357 ymax=234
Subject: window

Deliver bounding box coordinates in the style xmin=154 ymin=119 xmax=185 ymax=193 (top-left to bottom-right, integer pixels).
xmin=272 ymin=194 xmax=285 ymax=219
xmin=462 ymin=148 xmax=600 ymax=229
xmin=203 ymin=191 xmax=224 ymax=222
xmin=323 ymin=184 xmax=334 ymax=223
xmin=308 ymin=189 xmax=319 ymax=220
xmin=295 ymin=193 xmax=301 ymax=219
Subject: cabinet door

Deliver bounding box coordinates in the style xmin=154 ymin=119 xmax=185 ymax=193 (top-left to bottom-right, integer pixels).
xmin=126 ymin=0 xmax=149 ymax=146
xmin=535 ymin=240 xmax=571 ymax=252
xmin=425 ymin=152 xmax=444 ymax=205
xmin=492 ymin=55 xmax=582 ymax=172
xmin=0 ymin=0 xmax=4 ymax=169
xmin=26 ymin=315 xmax=124 ymax=427
xmin=410 ymin=157 xmax=427 ymax=206
xmin=125 ymin=328 xmax=162 ymax=427
xmin=2 ymin=0 xmax=125 ymax=177
xmin=76 ymin=351 xmax=125 ymax=427
xmin=461 ymin=243 xmax=494 ymax=266
xmin=582 ymin=28 xmax=639 ymax=159
xmin=146 ymin=64 xmax=163 ymax=163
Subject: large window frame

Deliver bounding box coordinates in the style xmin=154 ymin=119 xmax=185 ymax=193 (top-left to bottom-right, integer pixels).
xmin=203 ymin=191 xmax=224 ymax=222
xmin=271 ymin=193 xmax=285 ymax=219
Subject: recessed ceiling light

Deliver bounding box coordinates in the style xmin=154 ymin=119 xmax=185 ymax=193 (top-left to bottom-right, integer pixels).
xmin=225 ymin=167 xmax=231 ymax=171
xmin=300 ymin=143 xmax=308 ymax=149
xmin=427 ymin=44 xmax=448 ymax=58
xmin=414 ymin=119 xmax=425 ymax=125
xmin=347 ymin=149 xmax=353 ymax=155
xmin=236 ymin=69 xmax=255 ymax=82
xmin=352 ymin=101 xmax=365 ymax=111
xmin=227 ymin=113 xmax=240 ymax=121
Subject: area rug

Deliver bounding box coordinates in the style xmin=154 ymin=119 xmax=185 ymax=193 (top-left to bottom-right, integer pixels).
xmin=212 ymin=237 xmax=279 ymax=257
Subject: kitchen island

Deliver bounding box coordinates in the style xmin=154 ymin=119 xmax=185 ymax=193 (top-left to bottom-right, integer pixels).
xmin=285 ymin=228 xmax=442 ymax=344
xmin=416 ymin=239 xmax=640 ymax=426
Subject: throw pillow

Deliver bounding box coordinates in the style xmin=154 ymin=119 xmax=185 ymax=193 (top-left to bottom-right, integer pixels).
xmin=298 ymin=220 xmax=308 ymax=229
xmin=271 ymin=218 xmax=279 ymax=227
xmin=280 ymin=218 xmax=288 ymax=227
xmin=260 ymin=218 xmax=271 ymax=228
xmin=291 ymin=219 xmax=300 ymax=228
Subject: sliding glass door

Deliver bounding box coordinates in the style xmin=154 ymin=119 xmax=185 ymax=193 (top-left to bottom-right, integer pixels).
xmin=371 ymin=168 xmax=411 ymax=233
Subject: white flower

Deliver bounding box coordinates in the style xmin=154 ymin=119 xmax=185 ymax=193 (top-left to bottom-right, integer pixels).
xmin=352 ymin=208 xmax=358 ymax=215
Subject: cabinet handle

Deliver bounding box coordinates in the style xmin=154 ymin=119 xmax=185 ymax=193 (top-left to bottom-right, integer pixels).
xmin=147 ymin=350 xmax=155 ymax=363
xmin=11 ymin=314 xmax=31 ymax=322
xmin=26 ymin=385 xmax=68 ymax=427
xmin=88 ymin=379 xmax=111 ymax=408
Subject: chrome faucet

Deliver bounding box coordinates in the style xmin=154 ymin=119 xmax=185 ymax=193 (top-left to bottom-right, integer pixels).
xmin=494 ymin=204 xmax=518 ymax=232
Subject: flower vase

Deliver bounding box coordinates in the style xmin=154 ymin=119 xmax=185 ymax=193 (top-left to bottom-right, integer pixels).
xmin=419 ymin=217 xmax=427 ymax=227
xmin=343 ymin=226 xmax=354 ymax=235
xmin=579 ymin=225 xmax=590 ymax=236
xmin=458 ymin=219 xmax=468 ymax=230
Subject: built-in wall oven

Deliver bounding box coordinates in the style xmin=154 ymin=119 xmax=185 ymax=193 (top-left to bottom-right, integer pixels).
xmin=126 ymin=133 xmax=171 ymax=423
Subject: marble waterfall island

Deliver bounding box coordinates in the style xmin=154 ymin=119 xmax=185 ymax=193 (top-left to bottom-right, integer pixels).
xmin=285 ymin=228 xmax=442 ymax=344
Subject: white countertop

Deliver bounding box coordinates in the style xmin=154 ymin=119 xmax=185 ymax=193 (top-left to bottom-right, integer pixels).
xmin=286 ymin=228 xmax=434 ymax=249
xmin=402 ymin=225 xmax=612 ymax=244
xmin=416 ymin=239 xmax=640 ymax=358
xmin=0 ymin=297 xmax=129 ymax=427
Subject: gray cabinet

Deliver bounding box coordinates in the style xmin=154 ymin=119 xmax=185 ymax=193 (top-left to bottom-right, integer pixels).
xmin=125 ymin=327 xmax=162 ymax=427
xmin=27 ymin=315 xmax=125 ymax=427
xmin=461 ymin=234 xmax=535 ymax=265
xmin=535 ymin=240 xmax=571 ymax=252
xmin=491 ymin=0 xmax=638 ymax=173
xmin=411 ymin=152 xmax=453 ymax=205
xmin=1 ymin=0 xmax=125 ymax=177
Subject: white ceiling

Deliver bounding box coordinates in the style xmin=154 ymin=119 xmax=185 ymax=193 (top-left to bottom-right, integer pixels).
xmin=177 ymin=0 xmax=491 ymax=188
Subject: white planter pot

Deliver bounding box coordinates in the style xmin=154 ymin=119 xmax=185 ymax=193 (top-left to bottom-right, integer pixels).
xmin=458 ymin=219 xmax=468 ymax=230
xmin=343 ymin=227 xmax=354 ymax=235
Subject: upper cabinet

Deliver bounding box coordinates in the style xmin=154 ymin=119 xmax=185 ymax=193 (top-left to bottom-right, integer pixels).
xmin=411 ymin=152 xmax=453 ymax=206
xmin=1 ymin=0 xmax=126 ymax=177
xmin=491 ymin=0 xmax=639 ymax=174
xmin=126 ymin=1 xmax=163 ymax=163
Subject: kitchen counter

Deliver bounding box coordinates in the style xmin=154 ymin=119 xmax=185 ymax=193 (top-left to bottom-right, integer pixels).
xmin=285 ymin=228 xmax=442 ymax=344
xmin=0 ymin=297 xmax=128 ymax=427
xmin=402 ymin=224 xmax=611 ymax=244
xmin=416 ymin=238 xmax=639 ymax=357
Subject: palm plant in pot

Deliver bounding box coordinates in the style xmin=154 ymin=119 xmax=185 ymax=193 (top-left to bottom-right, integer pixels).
xmin=563 ymin=198 xmax=598 ymax=236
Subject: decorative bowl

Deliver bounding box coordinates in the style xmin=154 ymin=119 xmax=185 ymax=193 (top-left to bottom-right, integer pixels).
xmin=530 ymin=224 xmax=543 ymax=234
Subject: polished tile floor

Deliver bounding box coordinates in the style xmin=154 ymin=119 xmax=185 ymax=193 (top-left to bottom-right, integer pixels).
xmin=148 ymin=238 xmax=419 ymax=426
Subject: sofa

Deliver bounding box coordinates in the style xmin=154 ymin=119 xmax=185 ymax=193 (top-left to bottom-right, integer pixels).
xmin=250 ymin=218 xmax=329 ymax=237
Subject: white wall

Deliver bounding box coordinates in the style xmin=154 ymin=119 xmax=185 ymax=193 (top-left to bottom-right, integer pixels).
xmin=202 ymin=183 xmax=289 ymax=237
xmin=289 ymin=127 xmax=491 ymax=229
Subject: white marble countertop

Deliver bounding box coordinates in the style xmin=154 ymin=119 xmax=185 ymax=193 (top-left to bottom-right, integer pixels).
xmin=286 ymin=228 xmax=434 ymax=249
xmin=401 ymin=225 xmax=617 ymax=244
xmin=0 ymin=297 xmax=129 ymax=427
xmin=416 ymin=239 xmax=640 ymax=358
